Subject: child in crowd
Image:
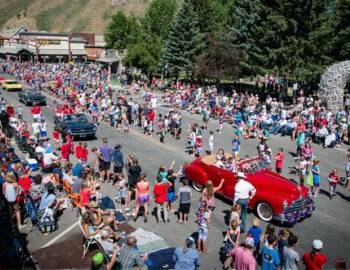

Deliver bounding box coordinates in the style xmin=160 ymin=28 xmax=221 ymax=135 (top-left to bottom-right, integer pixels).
xmin=232 ymin=135 xmax=241 ymax=160
xmin=328 ymin=168 xmax=339 ymax=198
xmin=247 ymin=218 xmax=262 ymax=258
xmin=263 ymin=149 xmax=272 ymax=169
xmin=229 ymin=204 xmax=242 ymax=224
xmin=195 ymin=135 xmax=203 ymax=155
xmin=278 ymin=229 xmax=290 ymax=263
xmin=218 ymin=115 xmax=224 ymax=134
xmin=225 ymin=157 xmax=236 ymax=172
xmin=282 ymin=233 xmax=300 ymax=270
xmin=261 ymin=235 xmax=281 ymax=270
xmin=274 ymin=148 xmax=284 ymax=174
xmin=311 ymin=159 xmax=320 ymax=198
xmin=223 ymin=219 xmax=241 ymax=256
xmin=178 ymin=179 xmax=192 ymax=223
xmin=261 ymin=223 xmax=276 ymax=247
xmin=115 ymin=173 xmax=127 ymax=207
xmin=208 ymin=131 xmax=214 ymax=154
xmin=195 ymin=200 xmax=210 ymax=254
xmin=158 ymin=120 xmax=166 ymax=143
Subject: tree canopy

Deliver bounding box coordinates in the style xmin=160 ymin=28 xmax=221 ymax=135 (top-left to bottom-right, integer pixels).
xmin=105 ymin=0 xmax=350 ymax=83
xmin=162 ymin=0 xmax=205 ymax=78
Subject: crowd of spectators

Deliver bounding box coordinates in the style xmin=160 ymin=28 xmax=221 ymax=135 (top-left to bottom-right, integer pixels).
xmin=0 ymin=59 xmax=348 ymax=269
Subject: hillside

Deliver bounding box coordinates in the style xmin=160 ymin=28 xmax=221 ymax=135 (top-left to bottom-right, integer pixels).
xmin=0 ymin=0 xmax=150 ymax=34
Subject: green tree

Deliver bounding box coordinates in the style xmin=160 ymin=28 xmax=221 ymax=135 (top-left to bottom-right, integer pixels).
xmin=194 ymin=35 xmax=241 ymax=81
xmin=143 ymin=0 xmax=178 ymax=40
xmin=105 ymin=11 xmax=142 ymax=50
xmin=255 ymin=0 xmax=329 ymax=81
xmin=226 ymin=0 xmax=262 ymax=74
xmin=124 ymin=42 xmax=158 ymax=77
xmin=227 ymin=0 xmax=331 ymax=82
xmin=313 ymin=0 xmax=350 ymax=62
xmin=163 ymin=0 xmax=205 ymax=78
xmin=190 ymin=0 xmax=231 ymax=35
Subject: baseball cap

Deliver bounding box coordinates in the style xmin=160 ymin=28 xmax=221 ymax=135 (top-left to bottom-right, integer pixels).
xmin=92 ymin=252 xmax=104 ymax=266
xmin=185 ymin=236 xmax=195 ymax=247
xmin=245 ymin=237 xmax=255 ymax=248
xmin=312 ymin=239 xmax=323 ymax=250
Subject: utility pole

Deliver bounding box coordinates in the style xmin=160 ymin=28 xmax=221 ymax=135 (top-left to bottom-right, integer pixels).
xmin=68 ymin=33 xmax=72 ymax=63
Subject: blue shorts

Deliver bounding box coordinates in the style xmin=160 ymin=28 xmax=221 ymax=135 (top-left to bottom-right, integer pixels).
xmin=118 ymin=189 xmax=127 ymax=199
xmin=198 ymin=227 xmax=208 ymax=240
xmin=167 ymin=192 xmax=175 ymax=202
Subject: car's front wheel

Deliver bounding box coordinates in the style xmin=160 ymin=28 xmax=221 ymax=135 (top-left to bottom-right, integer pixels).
xmin=256 ymin=202 xmax=273 ymax=222
xmin=192 ymin=181 xmax=204 ymax=192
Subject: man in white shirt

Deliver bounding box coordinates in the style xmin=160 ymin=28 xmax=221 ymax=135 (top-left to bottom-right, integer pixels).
xmin=324 ymin=129 xmax=336 ymax=148
xmin=43 ymin=152 xmax=58 ymax=167
xmin=234 ymin=172 xmax=256 ymax=233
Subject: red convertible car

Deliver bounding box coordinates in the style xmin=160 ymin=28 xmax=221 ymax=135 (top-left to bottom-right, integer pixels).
xmin=185 ymin=154 xmax=315 ymax=224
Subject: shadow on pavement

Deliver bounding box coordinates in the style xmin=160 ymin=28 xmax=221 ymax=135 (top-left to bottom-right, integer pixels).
xmin=0 ymin=195 xmax=35 ymax=270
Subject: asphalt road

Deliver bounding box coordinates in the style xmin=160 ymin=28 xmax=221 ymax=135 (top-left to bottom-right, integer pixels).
xmin=2 ymin=85 xmax=350 ymax=269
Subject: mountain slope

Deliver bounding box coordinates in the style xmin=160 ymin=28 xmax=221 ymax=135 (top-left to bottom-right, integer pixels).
xmin=0 ymin=0 xmax=150 ymax=34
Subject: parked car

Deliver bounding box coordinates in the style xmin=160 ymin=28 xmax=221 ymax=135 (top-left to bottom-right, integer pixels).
xmin=2 ymin=79 xmax=23 ymax=91
xmin=185 ymin=154 xmax=315 ymax=224
xmin=18 ymin=90 xmax=47 ymax=106
xmin=54 ymin=113 xmax=97 ymax=139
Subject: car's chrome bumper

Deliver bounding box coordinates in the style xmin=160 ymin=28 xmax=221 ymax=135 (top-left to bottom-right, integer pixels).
xmin=70 ymin=132 xmax=95 ymax=137
xmin=274 ymin=199 xmax=315 ymax=224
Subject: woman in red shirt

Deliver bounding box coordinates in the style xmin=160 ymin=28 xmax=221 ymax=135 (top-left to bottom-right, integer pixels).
xmin=303 ymin=239 xmax=327 ymax=270
xmin=80 ymin=181 xmax=96 ymax=207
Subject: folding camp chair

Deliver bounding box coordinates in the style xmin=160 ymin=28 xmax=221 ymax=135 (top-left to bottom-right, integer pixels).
xmin=95 ymin=237 xmax=112 ymax=262
xmin=78 ymin=216 xmax=100 ymax=258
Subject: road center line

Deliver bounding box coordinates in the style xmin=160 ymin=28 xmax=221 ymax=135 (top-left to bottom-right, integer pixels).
xmin=40 ymin=220 xmax=79 ymax=249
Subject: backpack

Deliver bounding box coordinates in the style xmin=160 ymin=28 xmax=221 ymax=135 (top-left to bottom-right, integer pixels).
xmin=39 ymin=208 xmax=58 ymax=233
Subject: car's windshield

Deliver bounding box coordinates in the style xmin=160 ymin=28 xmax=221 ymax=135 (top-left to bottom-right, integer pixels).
xmin=240 ymin=159 xmax=268 ymax=174
xmin=63 ymin=114 xmax=88 ymax=124
xmin=6 ymin=81 xmax=19 ymax=85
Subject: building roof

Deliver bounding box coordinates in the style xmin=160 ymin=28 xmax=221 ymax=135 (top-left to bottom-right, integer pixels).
xmin=20 ymin=31 xmax=68 ymax=37
xmin=0 ymin=47 xmax=29 ymax=54
xmin=0 ymin=27 xmax=27 ymax=38
xmin=0 ymin=47 xmax=87 ymax=56
xmin=38 ymin=49 xmax=87 ymax=56
xmin=19 ymin=32 xmax=86 ymax=43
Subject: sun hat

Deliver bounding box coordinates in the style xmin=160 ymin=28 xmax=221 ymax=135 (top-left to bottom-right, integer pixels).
xmin=237 ymin=172 xmax=247 ymax=179
xmin=92 ymin=252 xmax=104 ymax=266
xmin=88 ymin=201 xmax=99 ymax=208
xmin=312 ymin=239 xmax=323 ymax=250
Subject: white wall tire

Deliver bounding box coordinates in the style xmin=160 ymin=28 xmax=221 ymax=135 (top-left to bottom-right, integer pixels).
xmin=192 ymin=181 xmax=204 ymax=192
xmin=256 ymin=202 xmax=273 ymax=222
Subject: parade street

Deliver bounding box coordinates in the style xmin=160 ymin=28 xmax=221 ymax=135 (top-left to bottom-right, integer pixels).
xmin=1 ymin=86 xmax=349 ymax=269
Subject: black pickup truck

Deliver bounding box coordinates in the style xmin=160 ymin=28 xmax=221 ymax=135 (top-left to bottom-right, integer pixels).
xmin=54 ymin=113 xmax=97 ymax=139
